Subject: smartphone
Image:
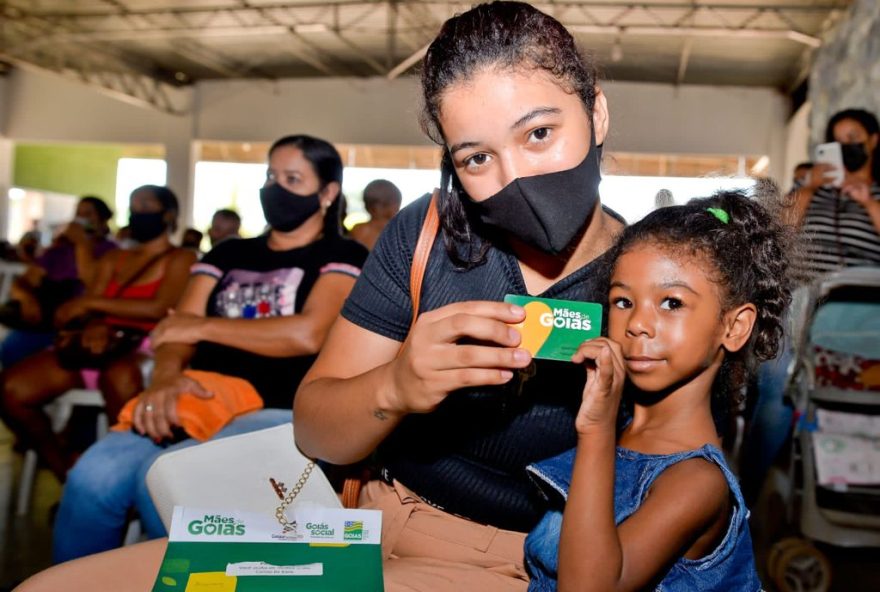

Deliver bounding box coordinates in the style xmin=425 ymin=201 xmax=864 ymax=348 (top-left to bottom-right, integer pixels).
xmin=814 ymin=142 xmax=845 ymax=188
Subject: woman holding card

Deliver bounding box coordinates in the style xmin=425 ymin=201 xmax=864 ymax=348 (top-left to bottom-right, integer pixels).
xmin=17 ymin=2 xmax=623 ymax=590
xmin=295 ymin=3 xmax=624 ymax=589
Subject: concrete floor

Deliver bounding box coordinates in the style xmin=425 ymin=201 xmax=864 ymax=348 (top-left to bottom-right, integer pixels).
xmin=1 ymin=420 xmax=878 ymax=591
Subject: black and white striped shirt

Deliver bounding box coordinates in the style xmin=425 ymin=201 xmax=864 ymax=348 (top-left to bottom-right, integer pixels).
xmin=793 ymin=183 xmax=880 ymax=284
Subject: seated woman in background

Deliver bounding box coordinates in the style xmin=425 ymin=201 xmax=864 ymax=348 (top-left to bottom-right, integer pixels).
xmin=51 ymin=134 xmax=368 ymax=563
xmin=0 ymin=185 xmax=194 ymax=482
xmin=0 ymin=196 xmax=117 ymax=368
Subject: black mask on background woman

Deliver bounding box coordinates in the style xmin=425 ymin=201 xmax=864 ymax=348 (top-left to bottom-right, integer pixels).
xmin=469 ymin=132 xmax=602 ymax=254
xmin=260 ymin=183 xmax=322 ymax=232
xmin=841 ymin=142 xmax=870 ymax=173
xmin=128 ymin=212 xmax=168 ymax=243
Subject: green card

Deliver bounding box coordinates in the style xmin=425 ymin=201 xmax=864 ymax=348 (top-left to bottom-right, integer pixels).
xmin=504 ymin=294 xmax=602 ymax=362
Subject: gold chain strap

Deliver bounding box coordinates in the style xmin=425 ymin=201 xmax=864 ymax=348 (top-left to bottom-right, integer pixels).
xmin=274 ymin=461 xmax=315 ymax=532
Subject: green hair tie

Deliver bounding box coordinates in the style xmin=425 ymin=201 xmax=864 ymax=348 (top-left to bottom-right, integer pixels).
xmin=706 ymin=208 xmax=730 ymax=224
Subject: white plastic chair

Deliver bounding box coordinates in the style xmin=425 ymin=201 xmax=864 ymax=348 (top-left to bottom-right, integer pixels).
xmin=146 ymin=423 xmax=340 ymax=531
xmin=0 ymin=261 xmax=27 ymax=346
xmin=15 ymin=388 xmax=108 ymax=516
xmin=0 ymin=261 xmax=27 ymax=303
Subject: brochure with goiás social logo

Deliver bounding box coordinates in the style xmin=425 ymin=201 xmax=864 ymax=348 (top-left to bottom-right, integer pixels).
xmin=152 ymin=504 xmax=383 ymax=592
xmin=504 ymin=294 xmax=603 ymax=361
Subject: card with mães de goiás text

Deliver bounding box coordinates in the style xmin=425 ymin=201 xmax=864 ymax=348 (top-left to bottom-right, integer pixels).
xmin=504 ymin=295 xmax=602 ymax=362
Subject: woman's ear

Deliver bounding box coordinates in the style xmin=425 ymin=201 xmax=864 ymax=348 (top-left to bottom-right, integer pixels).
xmin=721 ymin=303 xmax=757 ymax=354
xmin=592 ymin=86 xmax=610 ymax=146
xmin=319 ymin=181 xmax=341 ymax=207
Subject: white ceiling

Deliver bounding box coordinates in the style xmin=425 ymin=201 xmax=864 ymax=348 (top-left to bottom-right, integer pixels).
xmin=0 ymin=1 xmax=853 ymax=114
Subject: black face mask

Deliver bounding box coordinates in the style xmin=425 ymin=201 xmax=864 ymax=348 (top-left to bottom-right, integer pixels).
xmin=841 ymin=142 xmax=870 ymax=172
xmin=129 ymin=212 xmax=168 ymax=243
xmin=260 ymin=183 xmax=322 ymax=233
xmin=468 ymin=132 xmax=602 ymax=254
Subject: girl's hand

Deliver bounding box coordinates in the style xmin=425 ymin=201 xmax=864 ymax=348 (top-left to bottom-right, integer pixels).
xmin=572 ymin=337 xmax=626 ymax=434
xmin=132 ymin=374 xmax=213 ymax=441
xmin=385 ymin=301 xmax=531 ymax=415
xmin=151 ymin=310 xmax=206 ymax=347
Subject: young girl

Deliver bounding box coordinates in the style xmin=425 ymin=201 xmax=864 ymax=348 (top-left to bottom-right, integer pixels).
xmin=525 ymin=191 xmax=790 ymax=591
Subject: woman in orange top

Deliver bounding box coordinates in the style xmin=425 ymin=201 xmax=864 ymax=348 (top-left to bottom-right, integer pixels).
xmin=0 ymin=185 xmax=195 ymax=481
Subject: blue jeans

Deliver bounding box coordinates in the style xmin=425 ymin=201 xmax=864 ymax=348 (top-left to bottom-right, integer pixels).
xmin=52 ymin=408 xmax=292 ymax=563
xmin=740 ymin=328 xmax=795 ymax=503
xmin=0 ymin=329 xmax=54 ymax=368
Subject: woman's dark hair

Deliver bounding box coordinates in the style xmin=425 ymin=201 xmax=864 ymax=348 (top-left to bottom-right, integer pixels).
xmin=420 ymin=1 xmax=600 ymax=268
xmin=825 ymin=108 xmax=880 ymax=182
xmin=78 ymin=196 xmax=113 ymax=222
xmin=606 ymin=190 xmax=792 ymax=423
xmin=132 ymin=184 xmax=180 ymax=232
xmin=269 ymin=134 xmax=345 ymax=237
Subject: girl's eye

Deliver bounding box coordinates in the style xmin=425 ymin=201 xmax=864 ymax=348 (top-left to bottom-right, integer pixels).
xmin=660 ymin=297 xmax=683 ymax=311
xmin=286 ymin=175 xmax=299 ymax=185
xmin=528 ymin=127 xmax=552 ymax=143
xmin=464 ymin=153 xmax=490 ymax=169
xmin=612 ymin=297 xmax=631 ymax=309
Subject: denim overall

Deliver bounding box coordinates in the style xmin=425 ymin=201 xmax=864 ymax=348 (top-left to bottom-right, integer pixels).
xmin=524 ymin=444 xmax=762 ymax=591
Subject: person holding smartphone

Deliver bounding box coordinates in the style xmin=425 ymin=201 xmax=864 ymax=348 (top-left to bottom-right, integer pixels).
xmin=740 ymin=108 xmax=880 ymax=504
xmin=788 ymin=108 xmax=880 ymax=283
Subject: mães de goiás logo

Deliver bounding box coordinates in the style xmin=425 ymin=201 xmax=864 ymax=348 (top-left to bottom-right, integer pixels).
xmin=540 ymin=307 xmax=592 ymax=331
xmin=187 ymin=514 xmax=245 ymax=536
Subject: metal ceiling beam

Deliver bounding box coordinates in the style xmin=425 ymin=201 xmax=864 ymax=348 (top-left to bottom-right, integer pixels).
xmin=7 ymin=2 xmax=835 ymax=48
xmin=17 ymin=2 xmax=851 ymax=19
xmin=675 ymin=38 xmax=693 ymax=85
xmin=0 ymin=51 xmax=188 ymax=115
xmin=386 ymin=42 xmax=429 ymax=80
xmin=568 ymin=24 xmax=822 ymax=47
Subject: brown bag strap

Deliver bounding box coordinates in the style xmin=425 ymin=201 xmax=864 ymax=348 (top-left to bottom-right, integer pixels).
xmin=341 ymin=190 xmax=440 ymax=509
xmin=409 ymin=189 xmax=440 ymax=325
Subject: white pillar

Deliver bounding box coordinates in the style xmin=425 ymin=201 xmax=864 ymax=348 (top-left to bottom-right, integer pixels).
xmin=0 ymin=139 xmax=13 ymax=240
xmin=163 ymin=123 xmax=196 ymax=232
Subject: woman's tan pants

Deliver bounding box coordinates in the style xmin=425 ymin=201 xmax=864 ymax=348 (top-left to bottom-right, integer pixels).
xmin=359 ymin=479 xmax=529 ymax=592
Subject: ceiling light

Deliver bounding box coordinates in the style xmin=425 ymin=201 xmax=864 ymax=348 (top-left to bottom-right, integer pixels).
xmin=610 ymin=39 xmax=624 ymax=63
xmin=750 ymin=155 xmax=770 ymax=176
xmin=293 ymin=23 xmax=329 ymax=34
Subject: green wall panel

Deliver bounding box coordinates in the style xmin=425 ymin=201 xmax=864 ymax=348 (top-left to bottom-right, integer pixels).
xmin=13 ymin=143 xmax=124 ymax=200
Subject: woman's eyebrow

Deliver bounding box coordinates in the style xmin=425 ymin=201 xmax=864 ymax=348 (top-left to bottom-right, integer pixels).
xmin=512 ymin=107 xmax=561 ymax=130
xmin=449 ymin=141 xmax=480 ymax=156
xmin=448 ymin=107 xmax=562 ymax=156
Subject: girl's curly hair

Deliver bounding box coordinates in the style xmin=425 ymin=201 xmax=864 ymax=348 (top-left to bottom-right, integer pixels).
xmin=606 ymin=190 xmax=793 ymax=420
xmin=420 ymin=1 xmax=600 ymax=268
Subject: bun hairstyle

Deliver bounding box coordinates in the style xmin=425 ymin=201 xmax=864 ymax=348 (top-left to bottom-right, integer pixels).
xmin=420 ymin=1 xmax=600 ymax=268
xmin=607 ymin=190 xmax=793 ymax=419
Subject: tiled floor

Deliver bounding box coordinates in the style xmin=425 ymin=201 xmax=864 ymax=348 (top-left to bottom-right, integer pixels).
xmin=1 ymin=420 xmax=878 ymax=591
xmin=0 ymin=423 xmax=58 ymax=589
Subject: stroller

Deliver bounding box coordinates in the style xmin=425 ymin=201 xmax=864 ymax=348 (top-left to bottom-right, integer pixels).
xmin=766 ymin=267 xmax=880 ymax=592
